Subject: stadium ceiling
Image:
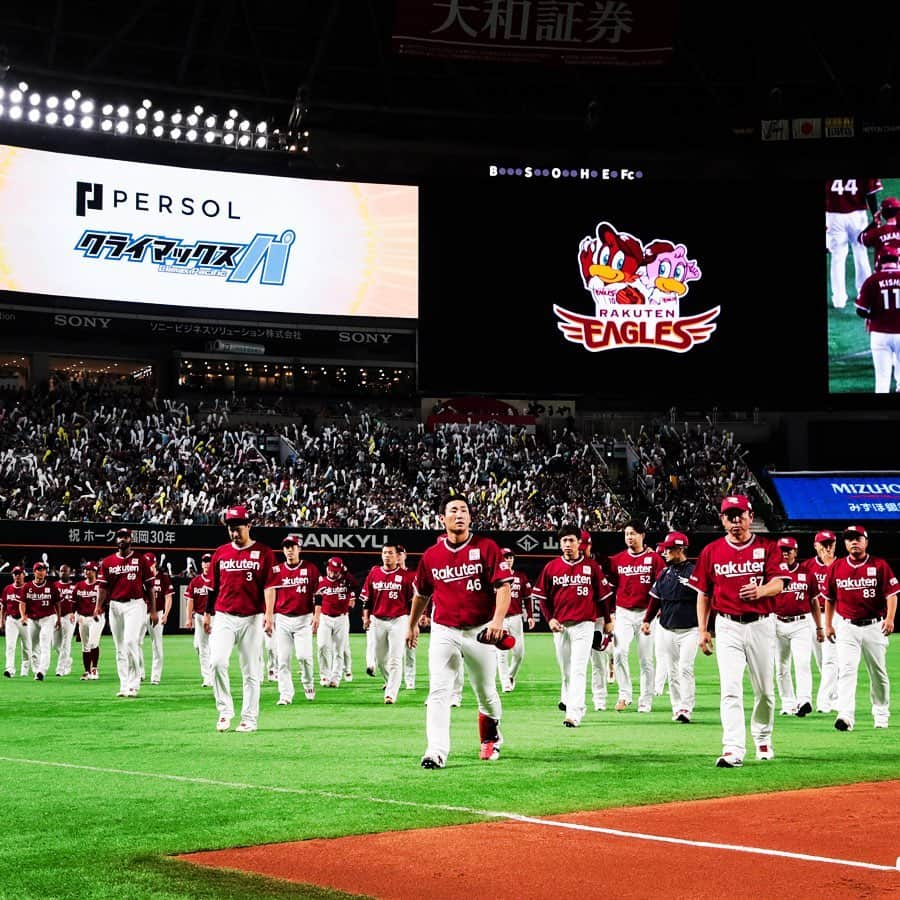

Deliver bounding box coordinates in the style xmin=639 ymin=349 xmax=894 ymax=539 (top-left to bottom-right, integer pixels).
xmin=1 ymin=2 xmax=898 ymax=160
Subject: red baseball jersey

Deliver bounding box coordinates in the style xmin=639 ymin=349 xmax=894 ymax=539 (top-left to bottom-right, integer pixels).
xmin=414 ymin=534 xmax=512 ymax=629
xmin=607 ymin=548 xmax=665 ymax=610
xmin=22 ymin=579 xmax=60 ymax=619
xmin=859 ymin=222 xmax=900 ymax=257
xmin=148 ymin=572 xmax=174 ymax=610
xmin=508 ymin=570 xmax=533 ymax=618
xmin=774 ymin=562 xmax=816 ymax=617
xmin=55 ymin=581 xmax=76 ymax=616
xmin=210 ymin=540 xmax=276 ymax=617
xmin=266 ymin=560 xmax=321 ymax=616
xmin=184 ymin=574 xmax=212 ymax=615
xmin=801 ymin=556 xmax=834 ymax=612
xmin=689 ymin=535 xmax=788 ymax=616
xmin=315 ymin=576 xmax=355 ymax=616
xmin=821 ymin=554 xmax=899 ymax=620
xmin=825 ymin=177 xmax=881 ymax=213
xmin=2 ymin=583 xmax=24 ymax=618
xmin=856 ymin=268 xmax=900 ymax=334
xmin=73 ymin=580 xmax=100 ymax=616
xmin=360 ymin=565 xmax=414 ymax=619
xmin=98 ymin=552 xmax=154 ymax=603
xmin=532 ymin=556 xmax=613 ymax=624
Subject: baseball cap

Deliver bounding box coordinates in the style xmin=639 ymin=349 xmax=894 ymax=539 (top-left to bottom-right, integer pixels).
xmin=579 ymin=529 xmax=592 ymax=545
xmin=501 ymin=547 xmax=514 ymax=556
xmin=201 ymin=553 xmax=212 ymax=562
xmin=281 ymin=533 xmax=302 ymax=547
xmin=720 ymin=495 xmax=751 ymax=514
xmin=83 ymin=562 xmax=98 ymax=571
xmin=115 ymin=527 xmax=132 ymax=539
xmin=881 ymin=196 xmax=900 ymax=213
xmin=396 ymin=544 xmax=406 ymax=554
xmin=33 ymin=562 xmax=47 ymax=571
xmin=814 ymin=530 xmax=836 ymax=544
xmin=844 ymin=525 xmax=868 ymax=539
xmin=327 ymin=556 xmax=343 ymax=570
xmin=11 ymin=565 xmax=24 ymax=575
xmin=224 ymin=505 xmax=250 ymax=524
xmin=777 ymin=537 xmax=798 ymax=551
xmin=662 ymin=531 xmax=689 ymax=549
xmin=142 ymin=552 xmax=157 ymax=565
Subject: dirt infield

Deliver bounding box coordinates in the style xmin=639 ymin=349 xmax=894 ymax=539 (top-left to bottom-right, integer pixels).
xmin=181 ymin=780 xmax=900 ymax=899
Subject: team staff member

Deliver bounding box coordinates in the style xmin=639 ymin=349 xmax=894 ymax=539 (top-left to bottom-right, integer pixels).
xmin=264 ymin=533 xmax=320 ymax=706
xmin=53 ymin=564 xmax=77 ymax=677
xmin=497 ymin=548 xmax=534 ymax=693
xmin=823 ymin=525 xmax=898 ymax=732
xmin=314 ymin=557 xmax=355 ymax=690
xmin=533 ymin=525 xmax=613 ymax=729
xmin=73 ymin=563 xmax=102 ymax=681
xmin=691 ymin=495 xmax=790 ymax=768
xmin=407 ymin=495 xmax=512 ymax=769
xmin=141 ymin=553 xmax=173 ymax=685
xmin=609 ymin=520 xmax=664 ymax=712
xmin=2 ymin=566 xmax=28 ymax=678
xmin=96 ymin=528 xmax=156 ymax=698
xmin=803 ymin=530 xmax=839 ymax=712
xmin=204 ymin=505 xmax=276 ymax=732
xmin=184 ymin=553 xmax=213 ymax=687
xmin=21 ymin=562 xmax=61 ymax=681
xmin=773 ymin=538 xmax=823 ymax=717
xmin=641 ymin=532 xmax=698 ymax=723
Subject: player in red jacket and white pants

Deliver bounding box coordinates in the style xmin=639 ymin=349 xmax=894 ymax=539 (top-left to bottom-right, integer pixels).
xmin=184 ymin=554 xmax=214 ymax=687
xmin=314 ymin=557 xmax=356 ymax=689
xmin=497 ymin=548 xmax=534 ymax=693
xmin=691 ymin=495 xmax=790 ymax=768
xmin=408 ymin=495 xmax=512 ymax=769
xmin=803 ymin=530 xmax=839 ymax=712
xmin=2 ymin=566 xmax=28 ymax=677
xmin=823 ymin=525 xmax=898 ymax=732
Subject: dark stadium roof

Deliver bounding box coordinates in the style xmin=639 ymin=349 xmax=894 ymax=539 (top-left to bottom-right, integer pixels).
xmin=1 ymin=2 xmax=897 ymax=160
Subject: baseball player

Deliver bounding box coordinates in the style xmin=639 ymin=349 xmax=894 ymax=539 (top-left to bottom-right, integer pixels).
xmin=96 ymin=528 xmax=156 ymax=698
xmin=826 ymin=177 xmax=881 ymax=308
xmin=263 ymin=533 xmax=320 ymax=706
xmin=691 ymin=495 xmax=790 ymax=768
xmin=859 ymin=195 xmax=900 ymax=260
xmin=21 ymin=562 xmax=61 ymax=681
xmin=773 ymin=537 xmax=824 ymax=718
xmin=608 ymin=520 xmax=665 ymax=713
xmin=533 ymin=524 xmax=614 ymax=728
xmin=185 ymin=553 xmax=214 ymax=686
xmin=803 ymin=530 xmax=839 ymax=712
xmin=361 ymin=542 xmax=415 ymax=704
xmin=140 ymin=553 xmax=173 ymax=685
xmin=314 ymin=557 xmax=356 ymax=689
xmin=407 ymin=494 xmax=512 ymax=769
xmin=73 ymin=563 xmax=103 ymax=680
xmin=584 ymin=529 xmax=614 ymax=711
xmin=641 ymin=532 xmax=698 ymax=723
xmin=497 ymin=548 xmax=534 ymax=693
xmin=52 ymin=564 xmax=77 ymax=677
xmin=855 ymin=248 xmax=900 ymax=392
xmin=823 ymin=525 xmax=898 ymax=731
xmin=398 ymin=545 xmax=418 ymax=690
xmin=2 ymin=566 xmax=29 ymax=677
xmin=204 ymin=505 xmax=276 ymax=731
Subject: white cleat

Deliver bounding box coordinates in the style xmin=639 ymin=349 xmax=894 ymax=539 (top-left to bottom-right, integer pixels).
xmin=216 ymin=716 xmax=232 ymax=732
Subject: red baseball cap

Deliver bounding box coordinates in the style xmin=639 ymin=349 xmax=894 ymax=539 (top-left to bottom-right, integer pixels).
xmin=11 ymin=565 xmax=24 ymax=575
xmin=814 ymin=530 xmax=836 ymax=544
xmin=115 ymin=527 xmax=132 ymax=539
xmin=224 ymin=505 xmax=250 ymax=523
xmin=662 ymin=531 xmax=689 ymax=549
xmin=33 ymin=562 xmax=47 ymax=571
xmin=844 ymin=525 xmax=868 ymax=539
xmin=142 ymin=552 xmax=157 ymax=565
xmin=201 ymin=553 xmax=212 ymax=562
xmin=281 ymin=533 xmax=301 ymax=547
xmin=720 ymin=495 xmax=752 ymax=513
xmin=501 ymin=547 xmax=514 ymax=556
xmin=327 ymin=556 xmax=343 ymax=570
xmin=777 ymin=537 xmax=798 ymax=551
xmin=83 ymin=562 xmax=98 ymax=571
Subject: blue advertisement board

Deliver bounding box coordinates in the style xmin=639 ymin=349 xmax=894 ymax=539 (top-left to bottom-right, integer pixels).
xmin=770 ymin=473 xmax=900 ymax=521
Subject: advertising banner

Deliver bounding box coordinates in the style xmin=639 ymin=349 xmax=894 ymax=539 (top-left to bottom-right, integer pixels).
xmin=770 ymin=473 xmax=900 ymax=521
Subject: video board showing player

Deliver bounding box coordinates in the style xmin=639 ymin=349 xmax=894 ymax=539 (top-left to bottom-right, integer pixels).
xmin=826 ymin=176 xmax=900 ymax=395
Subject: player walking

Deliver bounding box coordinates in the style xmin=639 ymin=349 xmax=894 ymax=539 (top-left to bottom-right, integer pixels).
xmin=407 ymin=495 xmax=512 ymax=769
xmin=855 ymin=248 xmax=900 ymax=392
xmin=184 ymin=553 xmax=213 ymax=687
xmin=497 ymin=548 xmax=534 ymax=693
xmin=73 ymin=563 xmax=102 ymax=680
xmin=691 ymin=495 xmax=790 ymax=768
xmin=142 ymin=553 xmax=173 ymax=685
xmin=803 ymin=530 xmax=839 ymax=712
xmin=21 ymin=562 xmax=61 ymax=681
xmin=2 ymin=566 xmax=29 ymax=677
xmin=826 ymin=177 xmax=881 ymax=308
xmin=823 ymin=526 xmax=898 ymax=732
xmin=53 ymin=564 xmax=77 ymax=677
xmin=398 ymin=545 xmax=418 ymax=690
xmin=314 ymin=557 xmax=356 ymax=689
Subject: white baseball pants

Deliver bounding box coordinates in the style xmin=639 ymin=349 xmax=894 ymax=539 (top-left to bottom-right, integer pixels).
xmin=77 ymin=613 xmax=105 ymax=651
xmin=870 ymin=331 xmax=900 ymax=393
xmin=590 ymin=620 xmax=613 ymax=710
xmin=4 ymin=617 xmax=31 ymax=675
xmin=496 ymin=614 xmax=525 ymax=689
xmin=715 ymin=615 xmax=776 ymax=759
xmin=656 ymin=625 xmax=699 ymax=714
xmin=614 ymin=606 xmax=656 ymax=709
xmin=317 ymin=613 xmax=349 ymax=686
xmin=653 ymin=618 xmax=668 ymax=695
xmin=109 ymin=599 xmax=146 ymax=693
xmin=210 ymin=612 xmax=264 ymax=726
xmin=192 ymin=612 xmax=211 ymax=685
xmin=53 ymin=614 xmax=76 ymax=675
xmin=812 ymin=616 xmax=838 ymax=711
xmin=365 ymin=625 xmax=376 ymax=671
xmin=263 ymin=631 xmax=279 ymax=677
xmin=827 ymin=209 xmax=871 ymax=306
xmin=143 ymin=615 xmax=164 ymax=683
xmin=404 ymin=644 xmax=417 ymax=688
xmin=27 ymin=617 xmax=57 ymax=677
xmin=553 ymin=619 xmax=596 ymax=725
xmin=275 ymin=612 xmax=314 ymax=702
xmin=425 ymin=621 xmax=502 ymax=763
xmin=371 ymin=614 xmax=408 ymax=701
xmin=835 ymin=618 xmax=890 ymax=728
xmin=775 ymin=615 xmax=813 ymax=713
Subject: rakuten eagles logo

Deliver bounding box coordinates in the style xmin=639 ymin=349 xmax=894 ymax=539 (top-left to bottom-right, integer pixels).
xmin=553 ymin=221 xmax=721 ymax=353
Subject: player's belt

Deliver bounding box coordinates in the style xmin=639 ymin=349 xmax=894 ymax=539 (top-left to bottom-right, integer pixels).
xmin=777 ymin=614 xmax=807 ymax=623
xmin=717 ymin=612 xmax=768 ymax=624
xmin=848 ymin=616 xmax=883 ymax=627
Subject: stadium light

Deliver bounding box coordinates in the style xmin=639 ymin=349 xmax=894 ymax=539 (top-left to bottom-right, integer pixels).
xmin=10 ymin=89 xmax=23 ymax=103
xmin=80 ymin=115 xmax=94 ymax=129
xmin=62 ymin=113 xmax=74 ymax=127
xmin=27 ymin=108 xmax=40 ymax=122
xmin=100 ymin=118 xmax=113 ymax=132
xmin=102 ymin=103 xmax=113 ymax=115
xmin=116 ymin=120 xmax=129 ymax=135
xmin=46 ymin=111 xmax=59 ymax=126
xmin=80 ymin=99 xmax=94 ymax=114
xmin=46 ymin=95 xmax=58 ymax=109
xmin=9 ymin=106 xmax=22 ymax=120
xmin=28 ymin=92 xmax=40 ymax=106
xmin=186 ymin=128 xmax=197 ymax=141
xmin=170 ymin=127 xmax=182 ymax=140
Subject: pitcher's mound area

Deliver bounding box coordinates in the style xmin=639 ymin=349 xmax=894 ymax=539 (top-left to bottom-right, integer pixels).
xmin=181 ymin=781 xmax=900 ymax=899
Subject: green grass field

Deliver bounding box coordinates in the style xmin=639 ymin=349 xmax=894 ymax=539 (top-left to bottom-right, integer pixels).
xmin=1 ymin=633 xmax=898 ymax=899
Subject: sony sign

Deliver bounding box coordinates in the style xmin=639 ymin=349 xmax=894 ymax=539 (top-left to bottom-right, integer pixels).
xmin=54 ymin=314 xmax=112 ymax=329
xmin=338 ymin=331 xmax=393 ymax=345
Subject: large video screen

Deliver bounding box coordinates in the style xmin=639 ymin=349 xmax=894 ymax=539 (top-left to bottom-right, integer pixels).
xmin=770 ymin=472 xmax=900 ymax=521
xmin=0 ymin=143 xmax=418 ymax=318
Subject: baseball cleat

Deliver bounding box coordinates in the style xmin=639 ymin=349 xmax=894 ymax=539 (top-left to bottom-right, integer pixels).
xmin=834 ymin=717 xmax=853 ymax=732
xmin=451 ymin=696 xmax=462 ymax=707
xmin=235 ymin=722 xmax=257 ymax=733
xmin=779 ymin=709 xmax=795 ymax=717
xmin=328 ymin=681 xmax=339 ymax=688
xmin=637 ymin=704 xmax=652 ymax=713
xmin=676 ymin=710 xmax=691 ymax=724
xmin=216 ymin=716 xmax=232 ymax=732
xmin=715 ymin=753 xmax=743 ymax=768
xmin=126 ymin=688 xmax=138 ymax=697
xmin=320 ymin=677 xmax=328 ymax=686
xmin=796 ymin=702 xmax=813 ymax=717
xmin=150 ymin=680 xmax=160 ymax=685
xmin=594 ymin=704 xmax=606 ymax=712
xmin=80 ymin=673 xmax=91 ymax=681
xmin=420 ymin=754 xmax=445 ymax=769
xmin=615 ymin=699 xmax=630 ymax=711
xmin=501 ymin=684 xmax=513 ymax=693
xmin=55 ymin=673 xmax=62 ymax=677
xmin=116 ymin=691 xmax=128 ymax=697
xmin=563 ymin=718 xmax=579 ymax=728
xmin=344 ymin=673 xmax=353 ymax=682
xmin=874 ymin=720 xmax=889 ymax=729
xmin=558 ymin=701 xmax=567 ymax=711
xmin=366 ymin=666 xmax=375 ymax=677
xmin=384 ymin=696 xmax=395 ymax=704
xmin=304 ymin=688 xmax=316 ymax=701
xmin=755 ymin=745 xmax=775 ymax=761
xmin=276 ymin=697 xmax=291 ymax=706
xmin=3 ymin=671 xmax=11 ymax=678
xmin=479 ymin=737 xmax=502 ymax=761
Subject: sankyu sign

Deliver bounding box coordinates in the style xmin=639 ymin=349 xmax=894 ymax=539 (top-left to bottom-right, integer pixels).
xmin=0 ymin=143 xmax=418 ymax=318
xmin=771 ymin=474 xmax=900 ymax=520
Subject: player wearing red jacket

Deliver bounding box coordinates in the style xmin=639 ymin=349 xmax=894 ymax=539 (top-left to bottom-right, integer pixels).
xmin=204 ymin=506 xmax=276 ymax=732
xmin=822 ymin=525 xmax=898 ymax=732
xmin=533 ymin=524 xmax=613 ymax=728
xmin=497 ymin=548 xmax=534 ymax=693
xmin=52 ymin=564 xmax=77 ymax=677
xmin=408 ymin=495 xmax=513 ymax=769
xmin=73 ymin=563 xmax=102 ymax=680
xmin=855 ymin=248 xmax=900 ymax=392
xmin=21 ymin=562 xmax=61 ymax=681
xmin=2 ymin=566 xmax=29 ymax=677
xmin=314 ymin=557 xmax=356 ymax=689
xmin=803 ymin=530 xmax=838 ymax=712
xmin=184 ymin=553 xmax=213 ymax=687
xmin=140 ymin=553 xmax=173 ymax=685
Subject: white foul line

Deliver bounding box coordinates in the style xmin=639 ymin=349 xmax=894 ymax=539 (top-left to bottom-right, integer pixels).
xmin=1 ymin=756 xmax=896 ymax=874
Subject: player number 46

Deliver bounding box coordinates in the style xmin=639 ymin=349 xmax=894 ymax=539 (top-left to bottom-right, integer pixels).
xmin=466 ymin=578 xmax=482 ymax=592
